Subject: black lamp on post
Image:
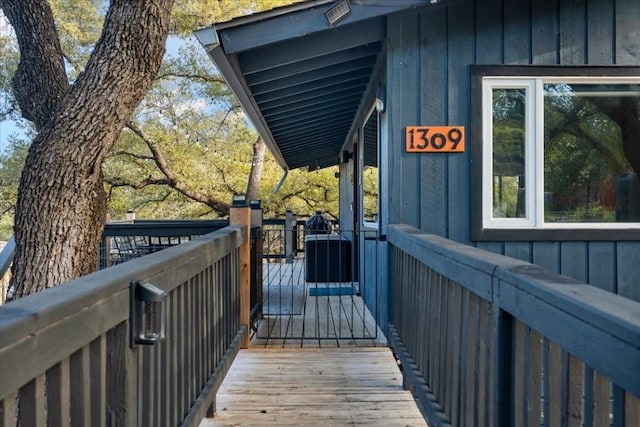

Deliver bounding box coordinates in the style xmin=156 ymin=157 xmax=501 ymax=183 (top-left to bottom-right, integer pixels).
xmin=232 ymin=194 xmax=247 ymax=207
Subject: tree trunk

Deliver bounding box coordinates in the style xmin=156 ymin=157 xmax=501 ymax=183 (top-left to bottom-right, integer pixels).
xmin=4 ymin=0 xmax=174 ymax=297
xmin=245 ymin=136 xmax=266 ymax=201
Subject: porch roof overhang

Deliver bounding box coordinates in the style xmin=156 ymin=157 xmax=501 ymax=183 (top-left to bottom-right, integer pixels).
xmin=195 ymin=0 xmax=450 ymax=170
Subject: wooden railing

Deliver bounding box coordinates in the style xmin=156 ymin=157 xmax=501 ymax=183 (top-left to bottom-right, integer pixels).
xmin=388 ymin=224 xmax=640 ymax=427
xmin=0 ymin=226 xmax=247 ymax=426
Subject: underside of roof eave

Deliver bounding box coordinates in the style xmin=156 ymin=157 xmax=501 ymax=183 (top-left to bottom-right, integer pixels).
xmin=195 ymin=26 xmax=290 ymax=170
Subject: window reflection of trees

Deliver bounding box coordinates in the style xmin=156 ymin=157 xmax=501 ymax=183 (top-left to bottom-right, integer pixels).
xmin=492 ymin=88 xmax=526 ymax=218
xmin=544 ymin=83 xmax=639 ymax=222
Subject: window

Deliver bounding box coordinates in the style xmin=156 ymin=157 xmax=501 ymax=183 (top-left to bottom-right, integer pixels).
xmin=360 ymin=104 xmax=379 ymax=226
xmin=473 ymin=67 xmax=640 ymax=240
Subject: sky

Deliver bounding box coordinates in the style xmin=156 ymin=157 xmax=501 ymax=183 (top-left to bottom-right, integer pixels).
xmin=0 ymin=34 xmax=193 ymax=155
xmin=0 ymin=14 xmax=20 ymax=154
xmin=0 ymin=121 xmax=21 ymax=153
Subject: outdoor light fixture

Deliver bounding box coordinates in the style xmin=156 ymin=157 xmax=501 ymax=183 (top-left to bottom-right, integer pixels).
xmin=131 ymin=280 xmax=167 ymax=347
xmin=325 ymin=0 xmax=351 ymax=26
xmin=376 ymin=85 xmax=386 ymax=113
xmin=232 ymin=194 xmax=247 ymax=207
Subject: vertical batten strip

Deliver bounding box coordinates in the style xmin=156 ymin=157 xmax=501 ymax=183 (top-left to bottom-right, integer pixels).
xmin=527 ymin=329 xmax=542 ymax=427
xmin=1 ymin=394 xmax=18 ymax=427
xmin=626 ymin=392 xmax=640 ymax=426
xmin=593 ymin=370 xmax=610 ymax=427
xmin=548 ymin=341 xmax=563 ymax=427
xmin=567 ymin=355 xmax=585 ymax=427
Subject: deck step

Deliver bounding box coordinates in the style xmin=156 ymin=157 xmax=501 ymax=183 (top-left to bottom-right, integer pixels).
xmin=200 ymin=347 xmax=428 ymax=426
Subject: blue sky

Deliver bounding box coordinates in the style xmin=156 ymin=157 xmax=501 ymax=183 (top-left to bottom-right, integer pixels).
xmin=0 ymin=120 xmax=23 ymax=153
xmin=0 ymin=35 xmax=193 ymax=155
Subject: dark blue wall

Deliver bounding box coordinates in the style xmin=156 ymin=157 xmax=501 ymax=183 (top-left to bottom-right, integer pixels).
xmin=384 ymin=0 xmax=640 ymax=300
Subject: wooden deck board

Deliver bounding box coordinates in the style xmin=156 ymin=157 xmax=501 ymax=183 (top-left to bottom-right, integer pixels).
xmin=199 ymin=348 xmax=428 ymax=426
xmin=253 ymin=258 xmax=385 ymax=348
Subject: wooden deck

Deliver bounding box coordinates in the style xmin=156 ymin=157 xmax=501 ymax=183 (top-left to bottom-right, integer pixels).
xmin=199 ymin=348 xmax=428 ymax=426
xmin=197 ymin=258 xmax=428 ymax=426
xmin=252 ymin=258 xmax=386 ymax=348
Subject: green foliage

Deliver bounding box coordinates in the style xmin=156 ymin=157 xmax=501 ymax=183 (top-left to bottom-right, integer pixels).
xmin=0 ymin=21 xmax=23 ymax=123
xmin=49 ymin=0 xmax=104 ymax=77
xmin=3 ymin=0 xmax=341 ymax=227
xmin=0 ymin=137 xmax=28 ymax=215
xmin=170 ymin=0 xmax=301 ymax=35
xmin=543 ymin=84 xmax=635 ymax=222
xmin=0 ymin=137 xmax=29 ymax=238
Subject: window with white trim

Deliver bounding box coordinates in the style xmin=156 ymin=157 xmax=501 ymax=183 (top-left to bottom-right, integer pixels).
xmin=360 ymin=104 xmax=379 ymax=227
xmin=482 ymin=76 xmax=640 ymax=230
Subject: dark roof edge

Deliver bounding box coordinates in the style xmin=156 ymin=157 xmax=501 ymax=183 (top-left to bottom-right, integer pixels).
xmin=195 ymin=27 xmax=288 ymax=169
xmin=215 ymin=0 xmax=334 ymax=30
xmin=211 ymin=0 xmax=442 ymax=55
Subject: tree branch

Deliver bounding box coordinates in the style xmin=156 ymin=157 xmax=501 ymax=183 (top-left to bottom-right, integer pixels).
xmin=0 ymin=0 xmax=69 ymax=129
xmin=156 ymin=71 xmax=226 ymax=84
xmin=126 ymin=122 xmax=230 ymax=216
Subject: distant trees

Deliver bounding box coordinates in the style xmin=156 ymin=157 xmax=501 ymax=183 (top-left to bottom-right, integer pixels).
xmin=1 ymin=0 xmax=176 ymax=296
xmin=0 ymin=0 xmax=339 ymax=298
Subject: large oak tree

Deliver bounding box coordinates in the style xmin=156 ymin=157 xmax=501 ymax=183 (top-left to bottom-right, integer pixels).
xmin=1 ymin=0 xmax=174 ymax=296
xmin=1 ymin=0 xmax=337 ymax=299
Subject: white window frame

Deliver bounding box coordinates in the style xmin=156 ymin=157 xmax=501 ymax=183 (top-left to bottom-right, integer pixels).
xmin=359 ymin=103 xmax=380 ymax=231
xmin=482 ymin=75 xmax=640 ymax=230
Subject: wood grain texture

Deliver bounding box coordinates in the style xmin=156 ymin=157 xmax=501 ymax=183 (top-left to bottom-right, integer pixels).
xmin=587 ymin=0 xmax=615 ymax=64
xmin=200 ymin=348 xmax=427 ymax=427
xmin=532 ymin=0 xmax=559 ymax=64
xmin=475 ymin=0 xmax=505 ymax=64
xmin=419 ymin=7 xmax=448 ymax=236
xmin=504 ymin=0 xmax=532 ymax=64
xmin=446 ymin=1 xmax=474 ymax=242
xmin=615 ymin=0 xmax=640 ymax=64
xmin=559 ymin=0 xmax=587 ymax=64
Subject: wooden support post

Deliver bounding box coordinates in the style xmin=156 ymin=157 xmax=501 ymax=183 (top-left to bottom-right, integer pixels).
xmin=230 ymin=199 xmax=251 ymax=349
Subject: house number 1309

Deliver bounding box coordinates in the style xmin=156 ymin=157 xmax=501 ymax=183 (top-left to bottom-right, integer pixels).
xmin=405 ymin=126 xmax=465 ymax=153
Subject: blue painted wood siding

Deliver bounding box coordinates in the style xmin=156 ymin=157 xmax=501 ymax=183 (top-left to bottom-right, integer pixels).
xmin=384 ymin=0 xmax=640 ymax=300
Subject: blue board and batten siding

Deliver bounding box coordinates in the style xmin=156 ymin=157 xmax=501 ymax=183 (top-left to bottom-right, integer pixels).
xmin=383 ymin=0 xmax=640 ymax=301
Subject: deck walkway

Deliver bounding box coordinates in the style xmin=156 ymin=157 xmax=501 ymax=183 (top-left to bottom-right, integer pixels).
xmin=199 ymin=347 xmax=428 ymax=426
xmin=252 ymin=258 xmax=386 ymax=348
xmin=198 ymin=256 xmax=427 ymax=425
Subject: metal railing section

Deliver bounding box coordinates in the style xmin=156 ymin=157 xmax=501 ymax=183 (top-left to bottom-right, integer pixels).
xmin=99 ymin=220 xmax=229 ymax=268
xmin=258 ymin=228 xmax=378 ymax=342
xmin=0 ymin=226 xmax=247 ymax=426
xmin=388 ymin=224 xmax=640 ymax=427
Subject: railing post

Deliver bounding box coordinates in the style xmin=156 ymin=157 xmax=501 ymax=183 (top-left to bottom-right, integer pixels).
xmin=106 ymin=322 xmax=137 ymax=426
xmin=250 ymin=200 xmax=263 ymax=320
xmin=285 ymin=209 xmax=297 ymax=263
xmin=230 ymin=196 xmax=251 ymax=349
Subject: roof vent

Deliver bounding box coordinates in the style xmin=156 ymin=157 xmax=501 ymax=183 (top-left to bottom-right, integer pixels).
xmin=325 ymin=0 xmax=351 ymax=26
